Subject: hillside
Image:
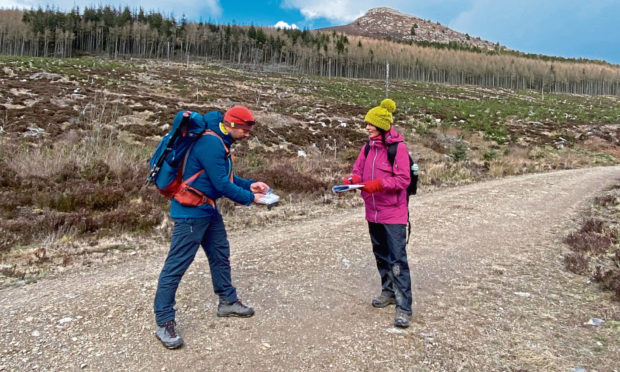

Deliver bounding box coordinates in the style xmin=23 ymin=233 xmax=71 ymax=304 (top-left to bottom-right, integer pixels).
xmin=319 ymin=7 xmax=498 ymax=50
xmin=2 ymin=8 xmax=620 ymax=95
xmin=0 ymin=56 xmax=618 ymax=282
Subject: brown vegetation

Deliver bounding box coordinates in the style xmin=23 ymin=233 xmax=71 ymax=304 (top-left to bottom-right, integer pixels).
xmin=563 ymin=184 xmax=620 ymax=300
xmin=0 ymin=56 xmax=618 ymax=280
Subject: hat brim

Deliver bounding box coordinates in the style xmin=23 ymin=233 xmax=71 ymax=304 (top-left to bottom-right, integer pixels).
xmin=225 ymin=120 xmax=255 ymax=130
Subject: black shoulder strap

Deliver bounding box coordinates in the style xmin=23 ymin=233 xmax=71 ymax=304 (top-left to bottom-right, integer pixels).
xmin=387 ymin=143 xmax=398 ymax=166
xmin=366 ymin=141 xmax=399 ymax=166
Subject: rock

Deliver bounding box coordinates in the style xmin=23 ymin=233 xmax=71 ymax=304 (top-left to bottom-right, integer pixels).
xmin=514 ymin=291 xmax=531 ymax=298
xmin=583 ymin=318 xmax=604 ymax=326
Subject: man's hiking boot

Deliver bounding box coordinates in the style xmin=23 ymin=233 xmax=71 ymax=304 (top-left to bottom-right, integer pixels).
xmin=217 ymin=300 xmax=255 ymax=318
xmin=372 ymin=294 xmax=396 ymax=308
xmin=394 ymin=311 xmax=411 ymax=328
xmin=156 ymin=320 xmax=184 ymax=349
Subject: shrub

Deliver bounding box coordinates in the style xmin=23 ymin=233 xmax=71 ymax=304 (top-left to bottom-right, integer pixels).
xmin=563 ymin=252 xmax=590 ymax=275
xmin=0 ymin=161 xmax=21 ymax=187
xmin=564 ymin=231 xmax=613 ymax=255
xmin=592 ymin=266 xmax=620 ymax=300
xmin=451 ymin=142 xmax=467 ymax=162
xmin=483 ymin=150 xmax=498 ymax=161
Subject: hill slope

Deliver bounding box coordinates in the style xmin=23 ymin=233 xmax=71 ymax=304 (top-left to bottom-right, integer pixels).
xmin=319 ymin=7 xmax=498 ymax=49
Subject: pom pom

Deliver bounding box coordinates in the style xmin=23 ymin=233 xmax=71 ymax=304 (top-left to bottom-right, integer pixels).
xmin=380 ymin=99 xmax=396 ymax=113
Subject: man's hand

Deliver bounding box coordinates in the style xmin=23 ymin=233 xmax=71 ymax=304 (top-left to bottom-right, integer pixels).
xmin=250 ymin=182 xmax=270 ymax=193
xmin=343 ymin=175 xmax=361 ymax=185
xmin=253 ymin=193 xmax=267 ymax=203
xmin=361 ymin=179 xmax=383 ymax=193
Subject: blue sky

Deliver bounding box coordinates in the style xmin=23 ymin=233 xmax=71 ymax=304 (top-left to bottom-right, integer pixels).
xmin=2 ymin=0 xmax=619 ymax=64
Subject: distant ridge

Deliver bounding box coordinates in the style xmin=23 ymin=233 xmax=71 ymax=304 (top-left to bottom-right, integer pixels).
xmin=318 ymin=7 xmax=498 ymax=50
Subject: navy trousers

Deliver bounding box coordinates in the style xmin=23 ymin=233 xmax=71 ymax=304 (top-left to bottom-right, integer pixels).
xmin=154 ymin=213 xmax=237 ymax=325
xmin=368 ymin=222 xmax=412 ymax=315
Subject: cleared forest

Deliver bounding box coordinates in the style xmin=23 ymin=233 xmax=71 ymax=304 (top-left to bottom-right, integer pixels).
xmin=1 ymin=7 xmax=620 ymax=95
xmin=0 ymin=55 xmax=618 ymax=282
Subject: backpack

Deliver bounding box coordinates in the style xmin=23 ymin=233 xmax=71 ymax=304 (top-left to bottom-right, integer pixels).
xmin=146 ymin=110 xmax=228 ymax=207
xmin=364 ymin=141 xmax=418 ymax=199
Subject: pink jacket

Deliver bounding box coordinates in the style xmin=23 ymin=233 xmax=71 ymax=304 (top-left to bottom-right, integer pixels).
xmin=352 ymin=128 xmax=411 ymax=224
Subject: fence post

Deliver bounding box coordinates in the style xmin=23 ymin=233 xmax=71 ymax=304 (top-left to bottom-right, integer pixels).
xmin=385 ymin=62 xmax=390 ymax=97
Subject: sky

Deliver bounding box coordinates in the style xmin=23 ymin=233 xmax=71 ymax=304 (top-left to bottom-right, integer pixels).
xmin=1 ymin=0 xmax=619 ymax=65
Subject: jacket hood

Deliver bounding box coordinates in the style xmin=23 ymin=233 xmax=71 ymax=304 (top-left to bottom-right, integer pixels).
xmin=370 ymin=127 xmax=404 ymax=146
xmin=204 ymin=111 xmax=233 ymax=146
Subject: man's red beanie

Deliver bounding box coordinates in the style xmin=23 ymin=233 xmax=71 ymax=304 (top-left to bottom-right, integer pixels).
xmin=223 ymin=106 xmax=255 ymax=130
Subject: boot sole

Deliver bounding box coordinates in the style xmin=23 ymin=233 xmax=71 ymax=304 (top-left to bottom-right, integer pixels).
xmin=155 ymin=334 xmax=184 ymax=349
xmin=371 ymin=299 xmax=396 ymax=308
xmin=217 ymin=312 xmax=255 ymax=318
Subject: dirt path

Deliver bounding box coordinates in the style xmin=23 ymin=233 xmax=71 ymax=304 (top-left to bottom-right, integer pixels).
xmin=1 ymin=166 xmax=619 ymax=371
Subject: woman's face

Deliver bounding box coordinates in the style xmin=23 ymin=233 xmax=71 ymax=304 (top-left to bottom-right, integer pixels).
xmin=365 ymin=123 xmax=381 ymax=139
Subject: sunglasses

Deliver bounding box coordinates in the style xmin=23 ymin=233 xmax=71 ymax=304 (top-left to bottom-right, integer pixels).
xmin=223 ymin=120 xmax=255 ymax=130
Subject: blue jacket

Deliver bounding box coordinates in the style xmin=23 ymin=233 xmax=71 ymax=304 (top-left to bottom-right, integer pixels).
xmin=170 ymin=111 xmax=254 ymax=218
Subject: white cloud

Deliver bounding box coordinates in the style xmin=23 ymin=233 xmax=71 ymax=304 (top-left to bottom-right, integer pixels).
xmin=0 ymin=0 xmax=36 ymax=9
xmin=274 ymin=21 xmax=298 ymax=29
xmin=282 ymin=0 xmax=377 ymax=23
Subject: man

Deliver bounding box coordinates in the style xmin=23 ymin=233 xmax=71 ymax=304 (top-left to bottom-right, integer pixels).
xmin=154 ymin=105 xmax=270 ymax=349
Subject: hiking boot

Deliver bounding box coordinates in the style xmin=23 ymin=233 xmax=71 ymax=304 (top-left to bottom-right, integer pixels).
xmin=217 ymin=300 xmax=255 ymax=318
xmin=156 ymin=320 xmax=184 ymax=349
xmin=394 ymin=311 xmax=411 ymax=328
xmin=371 ymin=294 xmax=396 ymax=308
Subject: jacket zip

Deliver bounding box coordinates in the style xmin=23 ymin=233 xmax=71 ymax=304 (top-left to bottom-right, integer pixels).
xmin=370 ymin=144 xmax=378 ymax=223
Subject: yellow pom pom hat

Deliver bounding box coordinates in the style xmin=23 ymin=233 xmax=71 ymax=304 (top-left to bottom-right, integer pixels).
xmin=364 ymin=99 xmax=396 ymax=131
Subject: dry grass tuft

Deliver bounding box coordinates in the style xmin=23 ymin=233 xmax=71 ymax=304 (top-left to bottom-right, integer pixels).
xmin=424 ymin=162 xmax=474 ymax=186
xmin=563 ymin=183 xmax=620 ymax=300
xmin=563 ymin=252 xmax=591 ymax=275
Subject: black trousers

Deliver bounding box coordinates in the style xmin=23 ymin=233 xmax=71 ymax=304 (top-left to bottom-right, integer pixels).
xmin=368 ymin=222 xmax=412 ymax=314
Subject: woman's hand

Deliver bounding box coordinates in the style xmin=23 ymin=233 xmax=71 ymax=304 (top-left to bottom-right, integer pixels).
xmin=343 ymin=175 xmax=361 ymax=185
xmin=361 ymin=179 xmax=383 ymax=193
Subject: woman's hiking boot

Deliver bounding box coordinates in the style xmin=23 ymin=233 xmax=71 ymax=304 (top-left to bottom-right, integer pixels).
xmin=156 ymin=320 xmax=184 ymax=349
xmin=217 ymin=300 xmax=255 ymax=317
xmin=394 ymin=311 xmax=411 ymax=328
xmin=371 ymin=294 xmax=396 ymax=308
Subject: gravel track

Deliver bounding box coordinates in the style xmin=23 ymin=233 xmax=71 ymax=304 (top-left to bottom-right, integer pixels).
xmin=1 ymin=166 xmax=619 ymax=371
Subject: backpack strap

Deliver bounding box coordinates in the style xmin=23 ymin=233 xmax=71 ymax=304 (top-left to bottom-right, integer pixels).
xmin=202 ymin=129 xmax=230 ymax=155
xmin=387 ymin=142 xmax=412 ymax=245
xmin=180 ymin=130 xmax=232 ymax=185
xmin=173 ymin=129 xmax=233 ymax=208
xmin=202 ymin=130 xmax=234 ymax=182
xmin=387 ymin=143 xmax=398 ymax=166
xmin=366 ymin=141 xmax=399 ymax=167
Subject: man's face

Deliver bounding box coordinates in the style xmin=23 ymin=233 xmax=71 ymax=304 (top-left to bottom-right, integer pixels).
xmin=227 ymin=126 xmax=252 ymax=140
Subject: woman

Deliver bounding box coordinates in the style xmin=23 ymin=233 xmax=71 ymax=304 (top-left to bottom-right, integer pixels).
xmin=344 ymin=98 xmax=413 ymax=328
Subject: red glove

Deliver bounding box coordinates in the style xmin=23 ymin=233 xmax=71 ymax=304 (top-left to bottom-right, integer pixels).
xmin=343 ymin=175 xmax=361 ymax=185
xmin=361 ymin=179 xmax=383 ymax=193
